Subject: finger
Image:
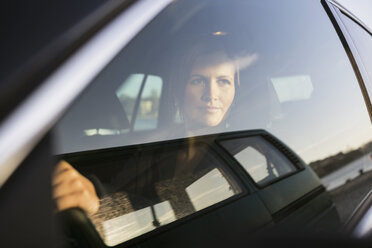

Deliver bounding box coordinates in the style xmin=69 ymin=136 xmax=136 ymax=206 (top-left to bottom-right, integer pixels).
xmin=52 ymin=166 xmax=81 ymax=186
xmin=55 ymin=190 xmax=99 ymax=215
xmin=53 ymin=174 xmax=97 ymax=199
xmin=79 ymin=190 xmax=100 ymax=215
xmin=80 ymin=175 xmax=97 ymax=193
xmin=53 ymin=160 xmax=74 ymax=177
xmin=53 ymin=178 xmax=86 ymax=199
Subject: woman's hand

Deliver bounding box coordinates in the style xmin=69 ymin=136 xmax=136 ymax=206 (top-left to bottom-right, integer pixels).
xmin=52 ymin=161 xmax=99 ymax=215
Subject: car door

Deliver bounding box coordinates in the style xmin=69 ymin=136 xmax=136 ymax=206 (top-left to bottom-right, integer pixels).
xmin=60 ymin=136 xmax=273 ymax=248
xmin=0 ymin=1 xmax=173 ymax=247
xmin=218 ymin=132 xmax=339 ymax=231
xmin=1 ymin=0 xmax=372 ymax=247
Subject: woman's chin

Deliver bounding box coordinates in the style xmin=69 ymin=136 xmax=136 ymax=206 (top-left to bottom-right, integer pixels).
xmin=188 ymin=118 xmax=223 ymax=130
xmin=202 ymin=117 xmax=224 ymax=127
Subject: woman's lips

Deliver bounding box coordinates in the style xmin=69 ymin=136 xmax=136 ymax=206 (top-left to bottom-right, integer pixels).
xmin=199 ymin=106 xmax=222 ymax=113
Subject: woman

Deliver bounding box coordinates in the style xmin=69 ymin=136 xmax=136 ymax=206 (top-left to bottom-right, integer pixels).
xmin=53 ymin=40 xmax=240 ymax=215
xmin=173 ymin=41 xmax=239 ymax=136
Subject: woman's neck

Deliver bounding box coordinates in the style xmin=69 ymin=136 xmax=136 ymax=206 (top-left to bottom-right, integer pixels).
xmin=185 ymin=123 xmax=225 ymax=137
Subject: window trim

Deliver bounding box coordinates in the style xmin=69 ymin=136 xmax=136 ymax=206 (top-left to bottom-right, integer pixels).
xmin=217 ymin=130 xmax=306 ymax=190
xmin=323 ymin=0 xmax=372 ymax=122
xmin=327 ymin=0 xmax=372 ymax=35
xmin=0 ymin=0 xmax=172 ymax=188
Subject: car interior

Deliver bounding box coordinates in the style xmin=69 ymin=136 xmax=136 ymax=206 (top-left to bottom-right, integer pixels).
xmin=51 ymin=0 xmax=372 ymax=247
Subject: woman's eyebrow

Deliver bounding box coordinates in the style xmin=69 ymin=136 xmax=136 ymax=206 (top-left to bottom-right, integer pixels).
xmin=217 ymin=75 xmax=233 ymax=80
xmin=190 ymin=74 xmax=206 ymax=78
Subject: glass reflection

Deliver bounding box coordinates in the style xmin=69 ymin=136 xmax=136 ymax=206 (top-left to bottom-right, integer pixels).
xmin=52 ymin=0 xmax=372 ymax=240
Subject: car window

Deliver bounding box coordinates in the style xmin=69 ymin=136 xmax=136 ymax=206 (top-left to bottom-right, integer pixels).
xmin=75 ymin=142 xmax=241 ymax=246
xmin=116 ymin=74 xmax=163 ymax=131
xmin=51 ymin=0 xmax=372 ymax=244
xmin=115 ymin=74 xmax=144 ymax=125
xmin=338 ymin=11 xmax=372 ymax=103
xmin=220 ymin=136 xmax=298 ymax=186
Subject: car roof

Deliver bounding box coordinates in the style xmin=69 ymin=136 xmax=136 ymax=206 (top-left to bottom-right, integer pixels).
xmin=0 ymin=0 xmax=135 ymax=122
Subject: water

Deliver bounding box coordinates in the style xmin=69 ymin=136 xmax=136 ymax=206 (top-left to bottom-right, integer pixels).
xmin=321 ymin=153 xmax=372 ymax=191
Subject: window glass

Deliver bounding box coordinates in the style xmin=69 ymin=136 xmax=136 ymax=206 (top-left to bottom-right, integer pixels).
xmin=116 ymin=74 xmax=144 ymax=123
xmin=100 ymin=200 xmax=175 ymax=246
xmin=82 ymin=143 xmax=241 ymax=246
xmin=52 ymin=0 xmax=372 ymax=242
xmin=115 ymin=74 xmax=163 ymax=131
xmin=271 ymin=75 xmax=313 ymax=103
xmin=338 ymin=11 xmax=372 ymax=103
xmin=220 ymin=136 xmax=297 ymax=186
xmin=186 ymin=168 xmax=235 ymax=210
xmin=134 ymin=75 xmax=162 ymax=131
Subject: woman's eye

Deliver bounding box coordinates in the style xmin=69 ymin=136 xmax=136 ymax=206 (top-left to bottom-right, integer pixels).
xmin=190 ymin=78 xmax=204 ymax=85
xmin=218 ymin=79 xmax=232 ymax=85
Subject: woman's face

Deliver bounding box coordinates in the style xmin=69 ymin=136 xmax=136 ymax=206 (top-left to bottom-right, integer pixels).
xmin=183 ymin=52 xmax=235 ymax=129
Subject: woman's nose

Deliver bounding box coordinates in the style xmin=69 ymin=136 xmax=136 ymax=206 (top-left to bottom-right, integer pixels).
xmin=201 ymin=80 xmax=218 ymax=102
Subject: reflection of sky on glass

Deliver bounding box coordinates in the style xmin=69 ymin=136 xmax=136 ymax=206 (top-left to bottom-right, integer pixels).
xmin=227 ymin=0 xmax=372 ymax=163
xmin=234 ymin=147 xmax=267 ymax=182
xmin=271 ymin=75 xmax=313 ymax=102
xmin=154 ymin=200 xmax=176 ymax=225
xmin=186 ymin=169 xmax=234 ymax=211
xmin=53 ymin=0 xmax=372 ymax=162
xmin=102 ymin=206 xmax=154 ymax=246
xmin=102 ymin=200 xmax=175 ymax=246
xmin=339 ymin=10 xmax=372 ymax=96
